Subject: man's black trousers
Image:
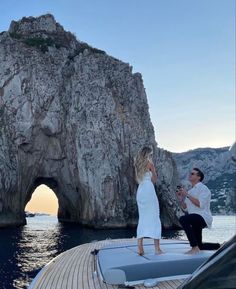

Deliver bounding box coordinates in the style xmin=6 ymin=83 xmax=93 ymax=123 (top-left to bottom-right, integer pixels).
xmin=179 ymin=213 xmax=220 ymax=250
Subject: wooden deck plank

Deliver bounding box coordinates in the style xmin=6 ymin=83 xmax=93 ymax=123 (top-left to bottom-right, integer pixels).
xmin=47 ymin=248 xmax=77 ymax=289
xmin=60 ymin=248 xmax=80 ymax=289
xmin=76 ymin=244 xmax=89 ymax=289
xmin=166 ymin=280 xmax=179 ymax=289
xmin=38 ymin=248 xmax=77 ymax=289
xmin=73 ymin=246 xmax=86 ymax=289
xmin=67 ymin=246 xmax=85 ymax=289
xmin=67 ymin=248 xmax=81 ymax=289
xmin=82 ymin=244 xmax=95 ymax=289
xmin=51 ymin=248 xmax=77 ymax=289
xmin=86 ymin=244 xmax=97 ymax=289
xmin=30 ymin=239 xmax=184 ymax=289
xmin=36 ymin=250 xmax=71 ymax=289
xmin=172 ymin=279 xmax=184 ymax=287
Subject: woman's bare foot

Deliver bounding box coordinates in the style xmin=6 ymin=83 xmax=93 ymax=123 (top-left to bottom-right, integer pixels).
xmin=137 ymin=238 xmax=144 ymax=256
xmin=185 ymin=247 xmax=200 ymax=254
xmin=155 ymin=248 xmax=164 ymax=255
xmin=138 ymin=249 xmax=144 ymax=256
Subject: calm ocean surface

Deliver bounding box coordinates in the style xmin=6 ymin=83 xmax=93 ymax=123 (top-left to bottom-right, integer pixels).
xmin=0 ymin=215 xmax=235 ymax=289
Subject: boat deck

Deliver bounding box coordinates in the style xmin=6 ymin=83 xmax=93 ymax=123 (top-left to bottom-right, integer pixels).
xmin=29 ymin=239 xmax=185 ymax=289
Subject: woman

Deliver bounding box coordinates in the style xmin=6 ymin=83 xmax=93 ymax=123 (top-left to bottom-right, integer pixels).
xmin=134 ymin=146 xmax=163 ymax=255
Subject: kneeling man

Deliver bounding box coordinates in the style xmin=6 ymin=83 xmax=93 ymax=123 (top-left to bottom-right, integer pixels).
xmin=177 ymin=168 xmax=221 ymax=254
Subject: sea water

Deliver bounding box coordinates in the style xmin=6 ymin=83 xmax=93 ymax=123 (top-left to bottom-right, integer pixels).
xmin=0 ymin=215 xmax=235 ymax=289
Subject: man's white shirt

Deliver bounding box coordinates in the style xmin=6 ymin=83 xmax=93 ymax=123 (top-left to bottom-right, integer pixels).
xmin=185 ymin=182 xmax=213 ymax=228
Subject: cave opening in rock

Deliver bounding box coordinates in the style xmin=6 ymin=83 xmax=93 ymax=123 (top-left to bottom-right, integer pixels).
xmin=25 ymin=178 xmax=59 ymax=217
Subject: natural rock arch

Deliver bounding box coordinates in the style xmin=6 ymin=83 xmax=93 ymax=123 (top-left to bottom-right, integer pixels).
xmin=0 ymin=14 xmax=181 ymax=228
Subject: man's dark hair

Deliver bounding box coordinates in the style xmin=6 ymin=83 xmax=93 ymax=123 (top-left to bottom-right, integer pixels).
xmin=193 ymin=168 xmax=204 ymax=182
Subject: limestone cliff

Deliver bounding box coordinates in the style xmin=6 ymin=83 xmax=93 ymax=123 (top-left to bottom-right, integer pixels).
xmin=0 ymin=14 xmax=181 ymax=228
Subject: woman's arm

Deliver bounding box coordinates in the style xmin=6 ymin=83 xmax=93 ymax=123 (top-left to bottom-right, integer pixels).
xmin=147 ymin=161 xmax=158 ymax=183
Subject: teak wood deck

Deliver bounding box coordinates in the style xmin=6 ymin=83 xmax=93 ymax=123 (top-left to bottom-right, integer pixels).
xmin=29 ymin=239 xmax=184 ymax=289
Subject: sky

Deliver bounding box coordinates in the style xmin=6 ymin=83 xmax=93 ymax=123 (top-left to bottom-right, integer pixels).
xmin=1 ymin=0 xmax=235 ymax=213
xmin=25 ymin=185 xmax=58 ymax=214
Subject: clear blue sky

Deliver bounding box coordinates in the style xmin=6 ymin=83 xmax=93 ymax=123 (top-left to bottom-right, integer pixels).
xmin=1 ymin=0 xmax=235 ymax=152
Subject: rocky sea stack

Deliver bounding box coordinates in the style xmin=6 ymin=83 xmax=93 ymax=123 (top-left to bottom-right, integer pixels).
xmin=0 ymin=14 xmax=181 ymax=228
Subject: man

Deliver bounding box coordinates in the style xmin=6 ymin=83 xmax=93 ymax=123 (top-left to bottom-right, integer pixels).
xmin=177 ymin=168 xmax=221 ymax=254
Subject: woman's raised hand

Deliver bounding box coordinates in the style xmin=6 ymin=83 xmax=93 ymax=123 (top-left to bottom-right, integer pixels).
xmin=148 ymin=161 xmax=158 ymax=183
xmin=148 ymin=160 xmax=155 ymax=171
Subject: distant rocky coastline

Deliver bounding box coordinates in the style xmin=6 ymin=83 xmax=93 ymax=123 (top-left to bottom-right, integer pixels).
xmin=172 ymin=143 xmax=236 ymax=215
xmin=25 ymin=211 xmax=50 ymax=217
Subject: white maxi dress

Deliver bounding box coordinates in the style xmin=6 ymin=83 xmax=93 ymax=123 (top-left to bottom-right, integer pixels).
xmin=136 ymin=171 xmax=161 ymax=239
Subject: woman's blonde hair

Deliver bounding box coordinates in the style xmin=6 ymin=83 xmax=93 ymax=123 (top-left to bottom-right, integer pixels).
xmin=134 ymin=146 xmax=153 ymax=184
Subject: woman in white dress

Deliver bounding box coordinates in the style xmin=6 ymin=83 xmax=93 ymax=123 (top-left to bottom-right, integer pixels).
xmin=134 ymin=146 xmax=163 ymax=255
